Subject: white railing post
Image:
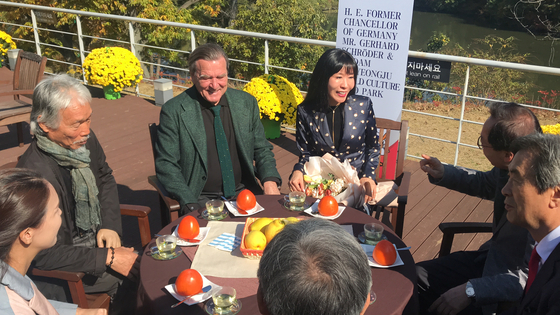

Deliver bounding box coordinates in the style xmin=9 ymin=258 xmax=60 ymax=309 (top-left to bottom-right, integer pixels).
xmin=129 ymin=22 xmax=139 ymax=96
xmin=453 ymin=65 xmax=471 ymax=166
xmin=30 ymin=10 xmax=41 ymax=55
xmin=264 ymin=40 xmax=269 ymax=74
xmin=190 ymin=30 xmax=196 ymax=52
xmin=76 ymin=15 xmax=86 ymax=84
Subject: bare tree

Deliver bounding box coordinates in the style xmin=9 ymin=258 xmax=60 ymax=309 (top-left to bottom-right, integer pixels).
xmin=512 ymin=0 xmax=559 ymax=65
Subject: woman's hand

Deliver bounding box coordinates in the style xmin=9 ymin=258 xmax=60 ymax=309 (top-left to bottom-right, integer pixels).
xmin=360 ymin=177 xmax=377 ymax=204
xmin=289 ymin=170 xmax=305 ymax=192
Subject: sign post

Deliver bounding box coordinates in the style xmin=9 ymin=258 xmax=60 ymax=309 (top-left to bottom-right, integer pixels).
xmin=336 ymin=1 xmax=414 ymax=122
xmin=336 ymin=1 xmax=414 ymax=178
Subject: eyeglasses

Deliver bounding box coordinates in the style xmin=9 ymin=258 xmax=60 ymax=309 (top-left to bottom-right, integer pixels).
xmin=477 ymin=136 xmax=492 ymax=150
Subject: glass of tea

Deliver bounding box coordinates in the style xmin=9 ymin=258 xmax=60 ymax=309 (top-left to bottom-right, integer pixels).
xmin=155 ymin=234 xmax=177 ymax=258
xmin=212 ymin=286 xmax=237 ymax=314
xmin=284 ymin=191 xmax=306 ymax=211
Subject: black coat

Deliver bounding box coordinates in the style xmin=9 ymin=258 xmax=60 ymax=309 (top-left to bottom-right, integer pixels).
xmin=503 ymin=242 xmax=560 ymax=315
xmin=17 ymin=130 xmax=121 ymax=276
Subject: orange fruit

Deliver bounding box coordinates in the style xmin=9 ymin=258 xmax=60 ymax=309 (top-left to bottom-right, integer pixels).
xmin=177 ymin=216 xmax=200 ymax=240
xmin=237 ymin=189 xmax=256 ymax=211
xmin=175 ymin=269 xmax=203 ymax=296
xmin=372 ymin=240 xmax=397 ymax=266
xmin=318 ymin=195 xmax=338 ymax=216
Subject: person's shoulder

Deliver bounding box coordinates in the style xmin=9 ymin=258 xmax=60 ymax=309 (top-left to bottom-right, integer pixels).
xmin=161 ymin=88 xmax=194 ymax=110
xmin=347 ymin=95 xmax=372 ymax=105
xmin=227 ymin=88 xmax=254 ymax=101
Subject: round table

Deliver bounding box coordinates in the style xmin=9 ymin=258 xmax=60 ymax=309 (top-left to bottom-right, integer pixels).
xmin=137 ymin=195 xmax=418 ymax=315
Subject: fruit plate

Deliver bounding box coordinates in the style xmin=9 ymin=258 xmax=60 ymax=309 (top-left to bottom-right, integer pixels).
xmin=303 ymin=200 xmax=346 ymax=220
xmin=239 ymin=217 xmax=266 ymax=259
xmin=165 ymin=275 xmax=221 ymax=306
xmin=172 ymin=227 xmax=210 ymax=246
xmin=225 ymin=201 xmax=265 ymax=217
xmin=360 ymin=244 xmax=404 ymax=268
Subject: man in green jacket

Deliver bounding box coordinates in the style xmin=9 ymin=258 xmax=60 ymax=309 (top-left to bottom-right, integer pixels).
xmin=155 ymin=43 xmax=281 ymax=214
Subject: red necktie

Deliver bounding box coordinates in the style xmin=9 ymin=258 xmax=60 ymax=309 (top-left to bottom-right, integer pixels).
xmin=525 ymin=247 xmax=541 ymax=293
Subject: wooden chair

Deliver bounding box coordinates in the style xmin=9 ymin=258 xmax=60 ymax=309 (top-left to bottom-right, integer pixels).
xmin=438 ymin=222 xmax=493 ymax=257
xmin=148 ymin=123 xmax=181 ymax=226
xmin=29 ymin=204 xmax=152 ymax=310
xmin=0 ymin=50 xmax=47 ymax=146
xmin=369 ymin=118 xmax=411 ymax=238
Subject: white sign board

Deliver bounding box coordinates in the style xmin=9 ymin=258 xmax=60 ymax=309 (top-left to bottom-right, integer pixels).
xmin=336 ymin=1 xmax=414 ymax=122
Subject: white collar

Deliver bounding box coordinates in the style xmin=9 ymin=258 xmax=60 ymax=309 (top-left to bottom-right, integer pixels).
xmin=536 ymin=224 xmax=560 ymax=266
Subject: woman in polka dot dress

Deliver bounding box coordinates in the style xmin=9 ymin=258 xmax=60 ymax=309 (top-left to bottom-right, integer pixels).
xmin=289 ymin=49 xmax=380 ymax=204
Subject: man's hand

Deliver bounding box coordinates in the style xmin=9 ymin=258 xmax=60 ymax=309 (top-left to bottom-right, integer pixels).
xmin=360 ymin=177 xmax=377 ymax=204
xmin=107 ymin=247 xmax=138 ymax=277
xmin=289 ymin=170 xmax=305 ymax=192
xmin=420 ymin=154 xmax=445 ymax=179
xmin=428 ymin=283 xmax=470 ymax=315
xmin=76 ymin=308 xmax=107 ymax=315
xmin=263 ymin=181 xmax=280 ymax=195
xmin=97 ymin=229 xmax=121 ymax=248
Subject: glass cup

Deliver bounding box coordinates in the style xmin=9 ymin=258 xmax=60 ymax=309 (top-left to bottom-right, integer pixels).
xmin=155 ymin=234 xmax=177 ymax=258
xmin=283 ymin=191 xmax=306 ymax=211
xmin=206 ymin=199 xmax=225 ymax=219
xmin=212 ymin=286 xmax=237 ymax=314
xmin=364 ymin=223 xmax=384 ymax=243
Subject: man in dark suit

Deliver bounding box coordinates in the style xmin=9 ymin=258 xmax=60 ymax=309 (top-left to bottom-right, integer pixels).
xmin=155 ymin=43 xmax=281 ymax=214
xmin=417 ymin=103 xmax=541 ymax=315
xmin=501 ymin=133 xmax=560 ymax=315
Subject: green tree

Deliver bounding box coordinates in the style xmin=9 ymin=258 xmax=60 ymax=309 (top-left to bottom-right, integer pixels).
xmin=211 ymin=0 xmax=335 ymax=88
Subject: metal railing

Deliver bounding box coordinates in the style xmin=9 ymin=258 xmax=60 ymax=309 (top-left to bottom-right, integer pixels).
xmin=1 ymin=1 xmax=559 ymax=167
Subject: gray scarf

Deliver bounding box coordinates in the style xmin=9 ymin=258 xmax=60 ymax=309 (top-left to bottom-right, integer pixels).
xmin=36 ymin=134 xmax=101 ymax=231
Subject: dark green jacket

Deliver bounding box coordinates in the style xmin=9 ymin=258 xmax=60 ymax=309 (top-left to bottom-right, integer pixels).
xmin=155 ymin=87 xmax=281 ymax=206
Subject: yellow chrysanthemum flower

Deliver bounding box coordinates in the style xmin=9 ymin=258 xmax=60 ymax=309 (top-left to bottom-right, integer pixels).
xmin=243 ymin=75 xmax=303 ymax=125
xmin=83 ymin=47 xmax=143 ymax=92
xmin=542 ymin=124 xmax=560 ymax=135
xmin=0 ymin=31 xmax=17 ymax=66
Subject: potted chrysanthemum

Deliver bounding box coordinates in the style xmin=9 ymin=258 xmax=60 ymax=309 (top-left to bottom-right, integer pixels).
xmin=0 ymin=30 xmax=17 ymax=68
xmin=243 ymin=74 xmax=303 ymax=139
xmin=83 ymin=47 xmax=143 ymax=100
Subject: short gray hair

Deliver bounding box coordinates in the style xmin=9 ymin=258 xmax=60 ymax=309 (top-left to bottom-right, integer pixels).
xmin=30 ymin=74 xmax=92 ymax=135
xmin=511 ymin=133 xmax=560 ymax=193
xmin=257 ymin=219 xmax=371 ymax=315
xmin=188 ymin=43 xmax=229 ymax=76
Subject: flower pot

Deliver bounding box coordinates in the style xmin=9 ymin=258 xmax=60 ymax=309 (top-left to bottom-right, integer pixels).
xmin=103 ymin=85 xmax=121 ymax=100
xmin=260 ymin=118 xmax=281 ymax=139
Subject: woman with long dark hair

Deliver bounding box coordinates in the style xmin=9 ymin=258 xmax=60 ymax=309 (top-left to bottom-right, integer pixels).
xmin=0 ymin=168 xmax=105 ymax=315
xmin=289 ymin=49 xmax=380 ymax=203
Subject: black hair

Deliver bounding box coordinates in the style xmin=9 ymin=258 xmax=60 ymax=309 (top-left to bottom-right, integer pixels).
xmin=303 ymin=49 xmax=358 ymax=111
xmin=0 ymin=168 xmax=49 ymax=279
xmin=488 ymin=102 xmax=542 ymax=151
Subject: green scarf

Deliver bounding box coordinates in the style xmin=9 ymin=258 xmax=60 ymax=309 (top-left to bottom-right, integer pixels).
xmin=36 ymin=134 xmax=101 ymax=231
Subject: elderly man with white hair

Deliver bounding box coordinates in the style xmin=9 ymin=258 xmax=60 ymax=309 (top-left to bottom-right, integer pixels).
xmin=17 ymin=74 xmax=138 ymax=314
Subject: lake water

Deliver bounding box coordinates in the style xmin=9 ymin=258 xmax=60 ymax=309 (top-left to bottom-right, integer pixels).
xmin=409 ymin=11 xmax=560 ymax=93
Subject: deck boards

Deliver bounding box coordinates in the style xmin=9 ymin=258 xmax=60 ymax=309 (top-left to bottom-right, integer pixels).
xmin=0 ymin=67 xmax=494 ymax=262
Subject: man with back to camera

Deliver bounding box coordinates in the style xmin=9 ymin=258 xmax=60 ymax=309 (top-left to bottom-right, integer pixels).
xmin=416 ymin=102 xmax=542 ymax=315
xmin=17 ymin=74 xmax=138 ymax=314
xmin=499 ymin=133 xmax=560 ymax=315
xmin=257 ymin=218 xmax=372 ymax=315
xmin=155 ymin=43 xmax=281 ymax=215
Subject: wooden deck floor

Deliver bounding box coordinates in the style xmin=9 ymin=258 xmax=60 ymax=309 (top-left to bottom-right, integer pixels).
xmin=0 ymin=67 xmax=492 ymax=262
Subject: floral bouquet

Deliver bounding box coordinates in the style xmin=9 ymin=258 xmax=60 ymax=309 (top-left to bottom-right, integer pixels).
xmin=243 ymin=74 xmax=303 ymax=125
xmin=303 ymin=173 xmax=347 ymax=198
xmin=304 ymin=154 xmax=364 ymax=207
xmin=83 ymin=47 xmax=143 ymax=93
xmin=0 ymin=31 xmax=17 ymax=67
